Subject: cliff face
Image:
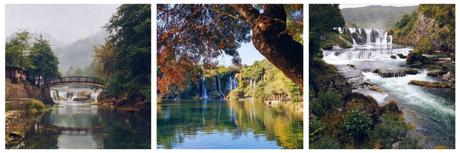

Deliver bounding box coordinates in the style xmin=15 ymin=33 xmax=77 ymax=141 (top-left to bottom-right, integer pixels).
xmin=392 ymin=5 xmax=455 ymax=53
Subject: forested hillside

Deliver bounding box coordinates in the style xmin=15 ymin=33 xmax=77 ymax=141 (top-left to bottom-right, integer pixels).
xmin=341 ymin=5 xmax=416 ymax=29
xmin=391 ymin=4 xmax=455 ymax=54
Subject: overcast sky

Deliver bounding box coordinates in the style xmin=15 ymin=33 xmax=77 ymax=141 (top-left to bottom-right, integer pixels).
xmin=6 ymin=4 xmax=119 ymax=43
xmin=340 ymin=4 xmax=417 ymax=9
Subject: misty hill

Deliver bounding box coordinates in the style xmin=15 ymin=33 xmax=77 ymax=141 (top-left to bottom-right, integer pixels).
xmin=341 ymin=5 xmax=417 ymax=29
xmin=55 ymin=30 xmax=108 ymax=73
xmin=6 ymin=31 xmax=67 ymax=49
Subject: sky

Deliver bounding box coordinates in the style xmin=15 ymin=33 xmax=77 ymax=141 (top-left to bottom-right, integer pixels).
xmin=6 ymin=4 xmax=119 ymax=44
xmin=219 ymin=42 xmax=266 ymax=66
xmin=339 ymin=4 xmax=417 ymax=9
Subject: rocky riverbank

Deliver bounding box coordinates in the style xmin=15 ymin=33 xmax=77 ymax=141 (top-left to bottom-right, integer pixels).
xmin=5 ymin=78 xmax=49 ymax=148
xmin=309 ymin=59 xmax=419 ymax=149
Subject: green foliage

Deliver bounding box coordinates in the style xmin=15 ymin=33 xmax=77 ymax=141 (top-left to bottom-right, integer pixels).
xmin=204 ymin=66 xmax=239 ymax=78
xmin=311 ymin=91 xmax=342 ymax=116
xmin=397 ymin=137 xmax=421 ymax=149
xmin=414 ymin=36 xmax=435 ymax=54
xmin=28 ymin=36 xmax=61 ymax=79
xmin=309 ymin=99 xmax=324 ymax=117
xmin=236 ymin=59 xmax=302 ymax=102
xmin=309 ymin=116 xmax=325 ymax=141
xmin=370 ymin=113 xmax=408 ymax=148
xmin=310 ymin=136 xmax=342 ymax=149
xmin=6 ymin=30 xmax=60 ymax=79
xmin=320 ymin=32 xmax=352 ymax=50
xmin=309 ymin=4 xmax=344 ymax=33
xmin=309 ymin=4 xmax=345 ymax=59
xmin=100 ymin=4 xmax=151 ymax=100
xmin=28 ymin=99 xmax=47 ymax=114
xmin=341 ymin=109 xmax=373 ymax=143
xmin=6 ymin=30 xmax=31 ymax=69
xmin=392 ymin=4 xmax=455 ymax=52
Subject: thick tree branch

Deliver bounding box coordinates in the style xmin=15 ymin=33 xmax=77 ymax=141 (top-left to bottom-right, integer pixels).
xmin=232 ymin=4 xmax=303 ymax=87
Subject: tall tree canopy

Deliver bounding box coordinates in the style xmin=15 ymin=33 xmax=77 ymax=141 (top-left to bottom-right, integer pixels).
xmin=6 ymin=30 xmax=30 ymax=69
xmin=29 ymin=35 xmax=60 ymax=80
xmin=309 ymin=4 xmax=345 ymax=59
xmin=157 ymin=4 xmax=303 ymax=94
xmin=94 ymin=4 xmax=151 ymax=100
xmin=6 ymin=30 xmax=60 ymax=80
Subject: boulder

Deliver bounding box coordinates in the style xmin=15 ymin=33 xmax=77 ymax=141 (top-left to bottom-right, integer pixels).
xmin=343 ymin=93 xmax=380 ymax=122
xmin=408 ymin=80 xmax=452 ymax=88
xmin=427 ymin=70 xmax=448 ymax=77
xmin=403 ymin=68 xmax=419 ymax=75
xmin=380 ymin=99 xmax=402 ymax=115
xmin=397 ymin=53 xmax=407 ymax=59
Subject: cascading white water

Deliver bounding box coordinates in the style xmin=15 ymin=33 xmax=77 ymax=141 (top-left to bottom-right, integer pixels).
xmin=343 ymin=27 xmax=392 ymax=44
xmin=217 ymin=76 xmax=224 ymax=99
xmin=323 ymin=43 xmax=455 ymax=148
xmin=227 ymin=76 xmax=233 ymax=91
xmin=233 ymin=74 xmax=238 ymax=88
xmin=201 ymin=77 xmax=208 ymax=99
xmin=323 ymin=47 xmax=410 ymax=65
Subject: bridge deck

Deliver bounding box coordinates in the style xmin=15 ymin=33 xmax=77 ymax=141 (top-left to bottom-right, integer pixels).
xmin=43 ymin=76 xmax=104 ymax=87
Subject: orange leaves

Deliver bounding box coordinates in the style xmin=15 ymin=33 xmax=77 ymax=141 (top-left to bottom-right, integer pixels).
xmin=157 ymin=46 xmax=197 ymax=95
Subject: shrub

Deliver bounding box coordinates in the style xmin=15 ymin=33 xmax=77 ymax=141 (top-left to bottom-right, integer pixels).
xmin=310 ymin=98 xmax=325 ymax=116
xmin=310 ymin=136 xmax=342 ymax=149
xmin=370 ymin=113 xmax=407 ymax=148
xmin=309 ymin=116 xmax=325 ymax=141
xmin=341 ymin=109 xmax=373 ymax=143
xmin=317 ymin=91 xmax=342 ymax=111
xmin=397 ymin=137 xmax=420 ymax=149
xmin=28 ymin=99 xmax=47 ymax=113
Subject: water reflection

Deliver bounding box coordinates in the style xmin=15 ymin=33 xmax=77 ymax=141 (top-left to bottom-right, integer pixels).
xmin=157 ymin=100 xmax=303 ymax=149
xmin=17 ymin=103 xmax=151 ymax=149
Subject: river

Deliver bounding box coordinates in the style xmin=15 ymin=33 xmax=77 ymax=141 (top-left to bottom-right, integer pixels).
xmin=157 ymin=100 xmax=303 ymax=149
xmin=13 ymin=100 xmax=151 ymax=149
xmin=323 ymin=43 xmax=455 ymax=148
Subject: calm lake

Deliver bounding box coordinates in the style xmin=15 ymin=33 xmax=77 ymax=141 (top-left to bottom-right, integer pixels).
xmin=15 ymin=103 xmax=150 ymax=149
xmin=157 ymin=100 xmax=303 ymax=149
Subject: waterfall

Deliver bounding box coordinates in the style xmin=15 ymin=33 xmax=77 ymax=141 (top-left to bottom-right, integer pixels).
xmin=250 ymin=78 xmax=255 ymax=99
xmin=233 ymin=74 xmax=238 ymax=88
xmin=352 ymin=38 xmax=357 ymax=45
xmin=201 ymin=77 xmax=208 ymax=99
xmin=217 ymin=76 xmax=224 ymax=99
xmin=365 ymin=29 xmax=371 ymax=44
xmin=227 ymin=76 xmax=233 ymax=91
xmin=323 ymin=47 xmax=411 ymax=65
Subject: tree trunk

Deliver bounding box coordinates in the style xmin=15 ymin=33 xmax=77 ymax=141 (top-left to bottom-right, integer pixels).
xmin=231 ymin=4 xmax=303 ymax=87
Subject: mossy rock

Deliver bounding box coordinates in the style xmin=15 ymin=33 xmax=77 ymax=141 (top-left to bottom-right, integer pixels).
xmin=403 ymin=68 xmax=419 ymax=75
xmin=343 ymin=93 xmax=380 ymax=122
xmin=408 ymin=80 xmax=452 ymax=88
xmin=427 ymin=70 xmax=448 ymax=77
xmin=380 ymin=99 xmax=402 ymax=115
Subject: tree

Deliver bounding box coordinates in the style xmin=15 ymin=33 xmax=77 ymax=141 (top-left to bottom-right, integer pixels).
xmin=157 ymin=4 xmax=303 ymax=93
xmin=28 ymin=35 xmax=60 ymax=81
xmin=309 ymin=4 xmax=345 ymax=58
xmin=96 ymin=4 xmax=151 ymax=100
xmin=6 ymin=30 xmax=31 ymax=69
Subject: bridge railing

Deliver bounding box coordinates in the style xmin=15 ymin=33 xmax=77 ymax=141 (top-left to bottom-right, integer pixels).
xmin=43 ymin=76 xmax=104 ymax=87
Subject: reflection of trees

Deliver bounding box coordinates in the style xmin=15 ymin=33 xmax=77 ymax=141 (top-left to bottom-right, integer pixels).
xmin=96 ymin=108 xmax=151 ymax=149
xmin=19 ymin=106 xmax=150 ymax=149
xmin=157 ymin=101 xmax=303 ymax=149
